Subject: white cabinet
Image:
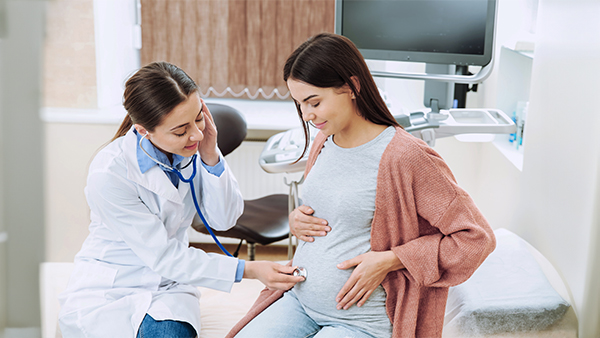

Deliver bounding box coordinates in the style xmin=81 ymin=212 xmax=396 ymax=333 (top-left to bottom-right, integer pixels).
xmin=492 ymin=46 xmax=534 ymax=171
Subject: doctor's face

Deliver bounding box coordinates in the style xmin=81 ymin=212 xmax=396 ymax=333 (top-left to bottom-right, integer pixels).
xmin=138 ymin=92 xmax=206 ymax=159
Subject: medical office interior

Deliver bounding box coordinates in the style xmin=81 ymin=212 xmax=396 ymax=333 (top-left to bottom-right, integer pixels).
xmin=0 ymin=0 xmax=599 ymax=337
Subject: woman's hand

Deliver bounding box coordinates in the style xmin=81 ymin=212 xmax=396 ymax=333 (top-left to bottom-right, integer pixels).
xmin=198 ymin=100 xmax=220 ymax=166
xmin=335 ymin=251 xmax=405 ymax=310
xmin=244 ymin=261 xmax=305 ymax=290
xmin=289 ymin=205 xmax=330 ymax=242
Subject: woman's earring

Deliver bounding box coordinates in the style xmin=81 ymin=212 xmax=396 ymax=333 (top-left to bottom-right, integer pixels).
xmin=351 ymin=93 xmax=356 ymax=99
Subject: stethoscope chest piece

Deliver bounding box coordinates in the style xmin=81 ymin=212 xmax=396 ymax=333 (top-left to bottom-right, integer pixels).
xmin=293 ymin=267 xmax=307 ymax=280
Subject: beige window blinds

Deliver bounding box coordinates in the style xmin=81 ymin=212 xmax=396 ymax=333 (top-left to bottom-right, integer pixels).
xmin=140 ymin=0 xmax=335 ymax=100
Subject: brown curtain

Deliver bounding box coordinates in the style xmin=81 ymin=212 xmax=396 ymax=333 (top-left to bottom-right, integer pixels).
xmin=141 ymin=0 xmax=335 ymax=100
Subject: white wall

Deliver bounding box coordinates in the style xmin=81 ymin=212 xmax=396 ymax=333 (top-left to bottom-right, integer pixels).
xmin=1 ymin=0 xmax=46 ymax=334
xmin=585 ymin=179 xmax=600 ymax=337
xmin=0 ymin=0 xmax=6 ymax=332
xmin=44 ymin=124 xmax=117 ymax=262
xmin=515 ymin=1 xmax=600 ymax=336
xmin=476 ymin=1 xmax=600 ymax=337
xmin=43 ymin=0 xmax=139 ymax=262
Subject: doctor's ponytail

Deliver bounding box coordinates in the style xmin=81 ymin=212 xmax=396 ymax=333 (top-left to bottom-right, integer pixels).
xmin=112 ymin=61 xmax=198 ymax=141
xmin=112 ymin=115 xmax=133 ymax=141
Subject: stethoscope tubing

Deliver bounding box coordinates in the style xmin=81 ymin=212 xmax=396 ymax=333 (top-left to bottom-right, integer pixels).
xmin=139 ymin=135 xmax=309 ymax=280
xmin=139 ymin=135 xmax=234 ymax=257
xmin=170 ymin=158 xmax=234 ymax=257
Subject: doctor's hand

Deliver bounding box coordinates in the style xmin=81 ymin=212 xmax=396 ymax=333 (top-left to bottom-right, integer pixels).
xmin=198 ymin=100 xmax=220 ymax=166
xmin=244 ymin=261 xmax=305 ymax=291
xmin=335 ymin=251 xmax=405 ymax=310
xmin=289 ymin=205 xmax=330 ymax=242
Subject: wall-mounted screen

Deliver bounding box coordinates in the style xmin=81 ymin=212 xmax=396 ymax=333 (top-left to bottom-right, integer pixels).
xmin=335 ymin=0 xmax=497 ymax=67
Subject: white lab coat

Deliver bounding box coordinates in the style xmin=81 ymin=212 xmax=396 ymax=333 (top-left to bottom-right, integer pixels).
xmin=58 ymin=128 xmax=244 ymax=338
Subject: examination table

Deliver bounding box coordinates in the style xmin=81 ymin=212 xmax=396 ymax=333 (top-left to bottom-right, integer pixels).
xmin=41 ymin=229 xmax=577 ymax=338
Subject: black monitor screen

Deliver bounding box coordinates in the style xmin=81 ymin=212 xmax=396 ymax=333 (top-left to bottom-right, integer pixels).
xmin=337 ymin=0 xmax=495 ymax=66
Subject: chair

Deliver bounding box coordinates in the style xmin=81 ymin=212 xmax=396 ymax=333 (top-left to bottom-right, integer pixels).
xmin=191 ymin=103 xmax=290 ymax=260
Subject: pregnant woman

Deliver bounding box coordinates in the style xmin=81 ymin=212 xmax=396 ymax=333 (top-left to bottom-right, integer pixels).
xmin=229 ymin=33 xmax=496 ymax=338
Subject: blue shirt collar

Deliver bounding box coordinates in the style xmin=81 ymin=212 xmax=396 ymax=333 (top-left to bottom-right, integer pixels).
xmin=134 ymin=129 xmax=185 ymax=174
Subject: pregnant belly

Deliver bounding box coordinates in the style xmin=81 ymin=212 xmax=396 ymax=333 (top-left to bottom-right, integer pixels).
xmin=291 ymin=241 xmax=387 ymax=318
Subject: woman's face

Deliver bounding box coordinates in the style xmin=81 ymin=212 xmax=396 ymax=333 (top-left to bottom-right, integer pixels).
xmin=287 ymin=78 xmax=357 ymax=137
xmin=136 ymin=92 xmax=206 ymax=158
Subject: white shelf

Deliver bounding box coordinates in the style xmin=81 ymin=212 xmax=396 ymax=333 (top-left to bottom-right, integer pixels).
xmin=493 ymin=46 xmax=534 ymax=171
xmin=492 ymin=135 xmax=524 ymax=171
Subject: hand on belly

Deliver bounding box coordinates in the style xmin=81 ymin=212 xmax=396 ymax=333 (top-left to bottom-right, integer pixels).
xmin=334 ymin=251 xmax=403 ymax=310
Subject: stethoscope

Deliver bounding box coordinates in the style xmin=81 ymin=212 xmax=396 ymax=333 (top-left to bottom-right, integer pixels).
xmin=139 ymin=133 xmax=308 ymax=280
xmin=139 ymin=134 xmax=234 ymax=258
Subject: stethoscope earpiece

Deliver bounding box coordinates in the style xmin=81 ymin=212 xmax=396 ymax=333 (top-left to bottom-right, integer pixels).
xmin=138 ymin=133 xmax=195 ymax=172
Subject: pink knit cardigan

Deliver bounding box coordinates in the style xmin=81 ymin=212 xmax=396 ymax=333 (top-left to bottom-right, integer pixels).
xmin=227 ymin=127 xmax=496 ymax=338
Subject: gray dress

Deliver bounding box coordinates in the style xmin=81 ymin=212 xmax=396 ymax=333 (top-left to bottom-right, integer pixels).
xmin=292 ymin=126 xmax=396 ymax=337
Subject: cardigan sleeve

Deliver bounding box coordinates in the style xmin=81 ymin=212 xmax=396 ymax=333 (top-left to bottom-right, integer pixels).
xmin=225 ymin=289 xmax=285 ymax=337
xmin=303 ymin=132 xmax=328 ymax=177
xmin=390 ymin=141 xmax=496 ymax=288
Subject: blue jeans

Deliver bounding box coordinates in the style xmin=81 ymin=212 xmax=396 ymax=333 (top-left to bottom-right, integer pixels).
xmin=137 ymin=314 xmax=197 ymax=338
xmin=235 ymin=291 xmax=378 ymax=338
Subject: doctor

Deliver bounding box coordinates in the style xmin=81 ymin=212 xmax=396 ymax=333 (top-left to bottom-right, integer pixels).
xmin=58 ymin=61 xmax=304 ymax=338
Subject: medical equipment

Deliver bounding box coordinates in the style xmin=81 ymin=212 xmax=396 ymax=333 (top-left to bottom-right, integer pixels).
xmin=259 ymin=108 xmax=516 ymax=174
xmin=139 ymin=135 xmax=234 ymax=257
xmin=293 ymin=267 xmax=308 ymax=280
xmin=337 ymin=0 xmax=499 ymax=111
xmin=337 ymin=0 xmax=497 ymax=71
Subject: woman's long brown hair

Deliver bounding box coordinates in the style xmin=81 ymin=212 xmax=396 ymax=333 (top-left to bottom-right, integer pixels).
xmin=283 ymin=32 xmax=400 ymax=161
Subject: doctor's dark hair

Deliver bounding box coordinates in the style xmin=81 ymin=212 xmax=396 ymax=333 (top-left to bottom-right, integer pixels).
xmin=283 ymin=32 xmax=400 ymax=160
xmin=112 ymin=61 xmax=198 ymax=141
